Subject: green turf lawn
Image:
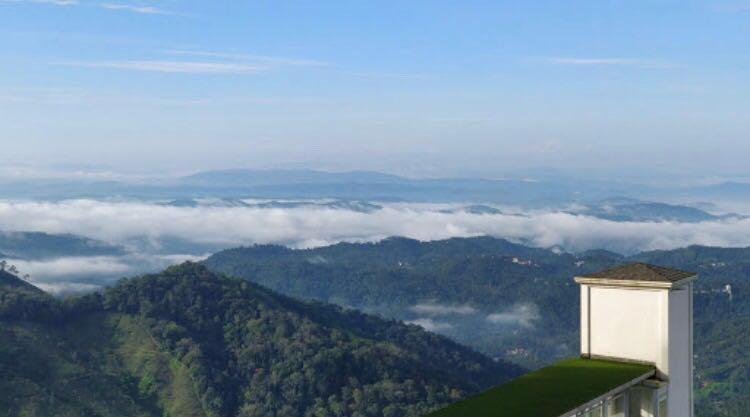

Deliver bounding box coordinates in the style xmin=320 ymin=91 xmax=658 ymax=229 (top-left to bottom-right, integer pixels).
xmin=426 ymin=358 xmax=654 ymax=417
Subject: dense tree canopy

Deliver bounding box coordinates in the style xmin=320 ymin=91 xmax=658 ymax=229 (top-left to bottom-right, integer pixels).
xmin=206 ymin=237 xmax=750 ymax=417
xmin=0 ymin=263 xmax=521 ymax=417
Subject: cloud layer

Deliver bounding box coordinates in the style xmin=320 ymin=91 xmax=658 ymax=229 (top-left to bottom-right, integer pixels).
xmin=544 ymin=57 xmax=676 ymax=69
xmin=3 ymin=252 xmax=208 ymax=294
xmin=486 ymin=303 xmax=540 ymax=329
xmin=60 ymin=60 xmax=266 ymax=74
xmin=2 ymin=0 xmax=172 ymax=14
xmin=2 ymin=199 xmax=750 ymax=255
xmin=410 ymin=303 xmax=478 ymax=316
xmin=7 ymin=256 xmax=131 ymax=277
xmin=405 ymin=318 xmax=454 ymax=332
xmin=60 ymin=50 xmax=327 ymax=75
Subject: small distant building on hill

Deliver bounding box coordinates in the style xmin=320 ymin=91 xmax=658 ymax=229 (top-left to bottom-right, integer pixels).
xmin=427 ymin=262 xmax=697 ymax=417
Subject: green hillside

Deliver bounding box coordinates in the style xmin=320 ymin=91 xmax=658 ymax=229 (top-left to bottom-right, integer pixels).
xmin=205 ymin=237 xmax=750 ymax=417
xmin=203 ymin=237 xmax=616 ymax=366
xmin=0 ymin=265 xmax=521 ymax=417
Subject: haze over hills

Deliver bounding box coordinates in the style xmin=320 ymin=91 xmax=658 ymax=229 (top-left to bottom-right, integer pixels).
xmin=2 ymin=187 xmax=750 ymax=296
xmin=178 ymin=169 xmax=409 ymax=187
xmin=1 ymin=171 xmax=749 ymax=415
xmin=0 ymin=231 xmax=125 ymax=260
xmin=203 ymin=236 xmax=750 ymax=417
xmin=570 ymin=200 xmax=739 ymax=223
xmin=2 ymin=168 xmax=749 ymax=208
xmin=0 ymin=263 xmax=521 ymax=417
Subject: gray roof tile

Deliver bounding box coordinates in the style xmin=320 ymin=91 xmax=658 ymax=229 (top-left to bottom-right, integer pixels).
xmin=580 ymin=262 xmax=695 ymax=283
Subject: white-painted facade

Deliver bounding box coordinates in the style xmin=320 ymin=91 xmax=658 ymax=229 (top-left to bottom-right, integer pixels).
xmin=575 ymin=274 xmax=695 ymax=417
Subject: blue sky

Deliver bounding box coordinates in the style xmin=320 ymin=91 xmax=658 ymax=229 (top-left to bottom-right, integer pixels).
xmin=1 ymin=0 xmax=749 ymax=180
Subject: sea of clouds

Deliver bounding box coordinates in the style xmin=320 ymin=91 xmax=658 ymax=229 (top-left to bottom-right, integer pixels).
xmin=3 ymin=198 xmax=750 ymax=293
xmin=2 ymin=199 xmax=750 ymax=251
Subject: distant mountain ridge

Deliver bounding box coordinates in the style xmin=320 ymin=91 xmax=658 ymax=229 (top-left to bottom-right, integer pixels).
xmin=0 ymin=231 xmax=124 ymax=260
xmin=179 ymin=169 xmax=408 ymax=187
xmin=0 ymin=168 xmax=650 ymax=205
xmin=572 ymin=200 xmax=730 ymax=223
xmin=158 ymin=197 xmax=383 ymax=213
xmin=3 ymin=168 xmax=750 ymax=207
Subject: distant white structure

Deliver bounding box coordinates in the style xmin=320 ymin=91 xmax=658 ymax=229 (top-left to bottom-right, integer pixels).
xmin=575 ymin=263 xmax=697 ymax=417
xmin=724 ymin=284 xmax=733 ymax=301
xmin=511 ymin=257 xmax=532 ymax=266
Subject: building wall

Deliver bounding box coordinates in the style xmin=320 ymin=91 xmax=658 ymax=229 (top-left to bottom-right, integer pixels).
xmin=582 ymin=285 xmax=668 ymax=371
xmin=580 ymin=282 xmax=694 ymax=417
xmin=668 ymin=283 xmax=693 ymax=417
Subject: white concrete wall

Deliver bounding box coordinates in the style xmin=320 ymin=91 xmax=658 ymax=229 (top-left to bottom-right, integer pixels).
xmin=667 ymin=283 xmax=693 ymax=417
xmin=583 ymin=285 xmax=668 ymax=371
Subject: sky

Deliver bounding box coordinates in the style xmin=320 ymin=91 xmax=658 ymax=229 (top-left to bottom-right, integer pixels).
xmin=2 ymin=0 xmax=749 ymax=179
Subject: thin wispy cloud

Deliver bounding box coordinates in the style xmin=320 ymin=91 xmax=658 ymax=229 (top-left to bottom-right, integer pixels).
xmin=348 ymin=71 xmax=434 ymax=80
xmin=6 ymin=256 xmax=131 ymax=278
xmin=406 ymin=318 xmax=454 ymax=332
xmin=486 ymin=303 xmax=540 ymax=329
xmin=3 ymin=0 xmax=173 ymax=14
xmin=99 ymin=3 xmax=171 ymax=15
xmin=60 ymin=49 xmax=329 ymax=75
xmin=1 ymin=0 xmax=78 ymax=5
xmin=410 ymin=303 xmax=478 ymax=316
xmin=164 ymin=49 xmax=329 ymax=67
xmin=59 ymin=60 xmax=267 ymax=74
xmin=544 ymin=57 xmax=676 ymax=69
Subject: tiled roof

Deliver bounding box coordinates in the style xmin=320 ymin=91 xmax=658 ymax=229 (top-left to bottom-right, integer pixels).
xmin=579 ymin=262 xmax=695 ymax=283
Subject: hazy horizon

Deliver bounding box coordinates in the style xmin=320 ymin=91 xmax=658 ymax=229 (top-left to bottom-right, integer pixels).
xmin=4 ymin=0 xmax=750 ymax=294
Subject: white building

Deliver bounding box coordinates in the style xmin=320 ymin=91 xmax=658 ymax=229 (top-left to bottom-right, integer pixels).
xmin=575 ymin=262 xmax=696 ymax=417
xmin=427 ymin=262 xmax=697 ymax=417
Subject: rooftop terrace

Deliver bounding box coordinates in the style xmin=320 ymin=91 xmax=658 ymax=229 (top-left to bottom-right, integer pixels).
xmin=426 ymin=358 xmax=655 ymax=417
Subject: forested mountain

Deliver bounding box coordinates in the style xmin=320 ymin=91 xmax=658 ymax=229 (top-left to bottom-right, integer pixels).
xmin=572 ymin=200 xmax=725 ymax=222
xmin=204 ymin=237 xmax=616 ymax=366
xmin=205 ymin=237 xmax=750 ymax=417
xmin=0 ymin=264 xmax=521 ymax=417
xmin=0 ymin=231 xmax=124 ymax=260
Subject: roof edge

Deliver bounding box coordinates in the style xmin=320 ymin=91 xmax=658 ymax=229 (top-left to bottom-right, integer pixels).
xmin=581 ymin=354 xmax=656 ymax=367
xmin=574 ymin=275 xmax=697 ymax=289
xmin=558 ymin=368 xmax=656 ymax=417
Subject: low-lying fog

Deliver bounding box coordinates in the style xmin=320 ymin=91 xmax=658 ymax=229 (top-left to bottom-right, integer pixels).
xmin=2 ymin=198 xmax=750 ymax=294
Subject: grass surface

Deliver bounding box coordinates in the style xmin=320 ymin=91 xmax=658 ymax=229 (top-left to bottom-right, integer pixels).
xmin=425 ymin=358 xmax=654 ymax=417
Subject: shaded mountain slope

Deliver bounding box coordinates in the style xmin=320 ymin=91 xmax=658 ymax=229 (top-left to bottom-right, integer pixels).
xmin=0 ymin=264 xmax=521 ymax=417
xmin=0 ymin=231 xmax=124 ymax=260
